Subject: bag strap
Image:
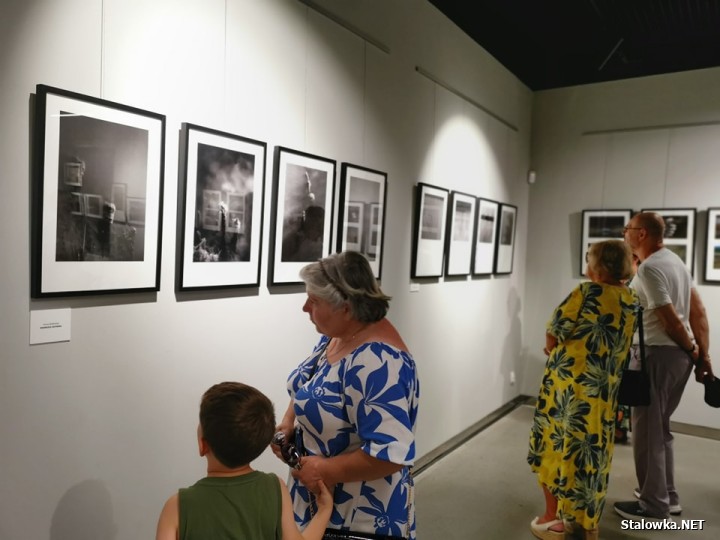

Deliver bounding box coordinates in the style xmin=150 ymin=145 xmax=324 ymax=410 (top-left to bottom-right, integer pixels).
xmin=637 ymin=306 xmax=647 ymax=374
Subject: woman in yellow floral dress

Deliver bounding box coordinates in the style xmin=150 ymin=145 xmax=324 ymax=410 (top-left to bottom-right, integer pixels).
xmin=528 ymin=240 xmax=639 ymax=540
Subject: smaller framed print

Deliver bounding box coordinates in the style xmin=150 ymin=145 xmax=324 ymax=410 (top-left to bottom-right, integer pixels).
xmin=344 ymin=202 xmax=364 ymax=251
xmin=580 ymin=209 xmax=632 ymax=276
xmin=411 ymin=183 xmax=449 ymax=278
xmin=31 ymin=84 xmax=165 ymax=297
xmin=337 ymin=163 xmax=387 ymax=279
xmin=445 ymin=191 xmax=477 ymax=276
xmin=704 ymin=208 xmax=720 ymax=283
xmin=473 ymin=197 xmax=499 ymax=275
xmin=642 ymin=207 xmax=696 ymax=275
xmin=494 ymin=203 xmax=518 ymax=274
xmin=178 ymin=123 xmax=267 ymax=290
xmin=269 ymin=146 xmax=336 ymax=285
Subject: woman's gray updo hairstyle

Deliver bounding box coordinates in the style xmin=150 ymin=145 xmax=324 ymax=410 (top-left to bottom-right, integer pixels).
xmin=299 ymin=251 xmax=391 ymax=323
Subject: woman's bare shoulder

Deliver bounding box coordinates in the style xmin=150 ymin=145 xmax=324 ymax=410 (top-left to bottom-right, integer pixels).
xmin=364 ymin=319 xmax=409 ymax=353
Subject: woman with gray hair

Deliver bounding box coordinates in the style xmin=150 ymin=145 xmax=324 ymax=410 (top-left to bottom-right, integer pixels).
xmin=272 ymin=251 xmax=419 ymax=540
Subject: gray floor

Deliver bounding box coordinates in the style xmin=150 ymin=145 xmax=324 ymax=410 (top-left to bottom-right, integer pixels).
xmin=414 ymin=404 xmax=720 ymax=539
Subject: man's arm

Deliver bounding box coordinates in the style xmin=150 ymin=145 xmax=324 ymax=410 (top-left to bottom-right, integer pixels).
xmin=689 ymin=288 xmax=713 ymax=381
xmin=652 ymin=302 xmax=696 ymax=354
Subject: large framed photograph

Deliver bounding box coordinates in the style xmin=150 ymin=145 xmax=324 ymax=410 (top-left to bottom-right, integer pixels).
xmin=269 ymin=146 xmax=336 ymax=285
xmin=705 ymin=208 xmax=720 ymax=283
xmin=445 ymin=191 xmax=477 ymax=276
xmin=177 ymin=123 xmax=266 ymax=290
xmin=642 ymin=207 xmax=696 ymax=275
xmin=411 ymin=183 xmax=449 ymax=278
xmin=580 ymin=209 xmax=632 ymax=276
xmin=31 ymin=84 xmax=165 ymax=297
xmin=337 ymin=163 xmax=387 ymax=279
xmin=494 ymin=203 xmax=518 ymax=274
xmin=473 ymin=197 xmax=499 ymax=275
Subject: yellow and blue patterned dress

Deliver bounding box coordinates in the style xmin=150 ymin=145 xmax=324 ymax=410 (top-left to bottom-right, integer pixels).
xmin=528 ymin=281 xmax=639 ymax=530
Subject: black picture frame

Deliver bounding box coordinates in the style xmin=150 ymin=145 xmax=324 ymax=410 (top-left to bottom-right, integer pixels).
xmin=31 ymin=84 xmax=165 ymax=297
xmin=641 ymin=207 xmax=696 ymax=276
xmin=269 ymin=146 xmax=336 ymax=285
xmin=473 ymin=197 xmax=500 ymax=276
xmin=337 ymin=163 xmax=387 ymax=279
xmin=444 ymin=191 xmax=477 ymax=276
xmin=411 ymin=182 xmax=449 ymax=278
xmin=177 ymin=123 xmax=267 ymax=291
xmin=580 ymin=209 xmax=632 ymax=276
xmin=494 ymin=203 xmax=518 ymax=275
xmin=705 ymin=208 xmax=720 ymax=283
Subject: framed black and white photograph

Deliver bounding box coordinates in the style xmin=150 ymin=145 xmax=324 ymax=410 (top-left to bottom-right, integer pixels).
xmin=269 ymin=146 xmax=336 ymax=285
xmin=642 ymin=207 xmax=696 ymax=275
xmin=444 ymin=191 xmax=477 ymax=276
xmin=494 ymin=203 xmax=518 ymax=274
xmin=473 ymin=198 xmax=499 ymax=275
xmin=411 ymin=183 xmax=449 ymax=278
xmin=580 ymin=209 xmax=632 ymax=276
xmin=705 ymin=208 xmax=720 ymax=283
xmin=337 ymin=163 xmax=387 ymax=279
xmin=177 ymin=123 xmax=266 ymax=290
xmin=31 ymin=84 xmax=165 ymax=297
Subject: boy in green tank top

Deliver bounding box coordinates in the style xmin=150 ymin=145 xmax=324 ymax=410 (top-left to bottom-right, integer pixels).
xmin=156 ymin=382 xmax=332 ymax=540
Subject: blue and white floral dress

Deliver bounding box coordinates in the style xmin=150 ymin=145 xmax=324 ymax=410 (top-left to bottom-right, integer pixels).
xmin=287 ymin=336 xmax=420 ymax=539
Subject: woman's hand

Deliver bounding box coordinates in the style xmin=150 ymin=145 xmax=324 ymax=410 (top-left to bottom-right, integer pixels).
xmin=291 ymin=455 xmax=326 ymax=493
xmin=544 ymin=333 xmax=558 ymax=356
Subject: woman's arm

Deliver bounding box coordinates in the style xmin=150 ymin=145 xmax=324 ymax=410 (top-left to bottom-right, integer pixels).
xmin=292 ymin=450 xmax=403 ymax=492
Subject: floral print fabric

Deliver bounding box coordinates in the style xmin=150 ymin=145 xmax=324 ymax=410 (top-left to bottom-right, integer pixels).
xmin=528 ymin=282 xmax=639 ymax=530
xmin=287 ymin=336 xmax=419 ymax=538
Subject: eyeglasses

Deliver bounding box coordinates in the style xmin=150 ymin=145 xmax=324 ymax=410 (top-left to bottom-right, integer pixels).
xmin=623 ymin=226 xmax=643 ymax=233
xmin=272 ymin=431 xmax=303 ymax=470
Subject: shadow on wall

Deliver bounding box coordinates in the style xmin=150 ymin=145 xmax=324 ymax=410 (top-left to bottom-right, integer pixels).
xmin=50 ymin=479 xmax=117 ymax=540
xmin=500 ymin=287 xmax=523 ymax=402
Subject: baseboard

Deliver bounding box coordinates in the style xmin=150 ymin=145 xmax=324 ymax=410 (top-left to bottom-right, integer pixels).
xmin=670 ymin=420 xmax=720 ymax=440
xmin=413 ymin=394 xmax=533 ymax=476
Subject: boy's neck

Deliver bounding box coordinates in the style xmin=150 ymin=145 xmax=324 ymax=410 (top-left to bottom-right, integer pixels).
xmin=206 ymin=457 xmax=254 ymax=477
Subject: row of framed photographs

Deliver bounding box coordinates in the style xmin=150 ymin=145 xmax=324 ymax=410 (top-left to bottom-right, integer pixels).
xmin=411 ymin=183 xmax=518 ymax=278
xmin=31 ymin=84 xmax=388 ymax=297
xmin=581 ymin=208 xmax=720 ymax=282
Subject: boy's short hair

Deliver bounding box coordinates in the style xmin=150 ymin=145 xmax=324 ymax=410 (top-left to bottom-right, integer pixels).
xmin=199 ymin=382 xmax=275 ymax=468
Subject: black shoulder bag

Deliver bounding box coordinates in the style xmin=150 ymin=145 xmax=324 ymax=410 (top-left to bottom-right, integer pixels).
xmin=618 ymin=306 xmax=651 ymax=407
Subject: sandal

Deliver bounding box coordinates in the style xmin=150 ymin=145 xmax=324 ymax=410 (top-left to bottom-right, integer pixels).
xmin=530 ymin=517 xmax=565 ymax=539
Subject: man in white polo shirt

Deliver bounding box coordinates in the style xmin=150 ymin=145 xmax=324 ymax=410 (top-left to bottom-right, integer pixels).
xmin=614 ymin=212 xmax=713 ymax=521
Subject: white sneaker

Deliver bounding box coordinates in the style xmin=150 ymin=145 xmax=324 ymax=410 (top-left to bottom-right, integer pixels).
xmin=633 ymin=488 xmax=682 ymax=515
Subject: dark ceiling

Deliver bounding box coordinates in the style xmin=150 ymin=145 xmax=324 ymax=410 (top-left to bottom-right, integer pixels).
xmin=429 ymin=0 xmax=720 ymax=91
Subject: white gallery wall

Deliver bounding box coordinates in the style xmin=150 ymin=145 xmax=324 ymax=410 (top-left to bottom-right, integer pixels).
xmin=526 ymin=68 xmax=720 ymax=431
xmin=0 ymin=0 xmax=532 ymax=538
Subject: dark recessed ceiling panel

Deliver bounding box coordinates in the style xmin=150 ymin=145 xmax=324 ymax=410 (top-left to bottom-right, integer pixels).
xmin=429 ymin=0 xmax=720 ymax=90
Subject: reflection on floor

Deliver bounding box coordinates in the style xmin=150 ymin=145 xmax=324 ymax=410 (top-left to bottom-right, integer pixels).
xmin=415 ymin=404 xmax=720 ymax=539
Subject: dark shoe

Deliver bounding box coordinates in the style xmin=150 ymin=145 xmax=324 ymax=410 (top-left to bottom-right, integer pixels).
xmin=633 ymin=488 xmax=682 ymax=515
xmin=614 ymin=500 xmax=668 ymax=521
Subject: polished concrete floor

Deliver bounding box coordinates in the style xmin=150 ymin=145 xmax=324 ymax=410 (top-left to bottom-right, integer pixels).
xmin=414 ymin=404 xmax=720 ymax=539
